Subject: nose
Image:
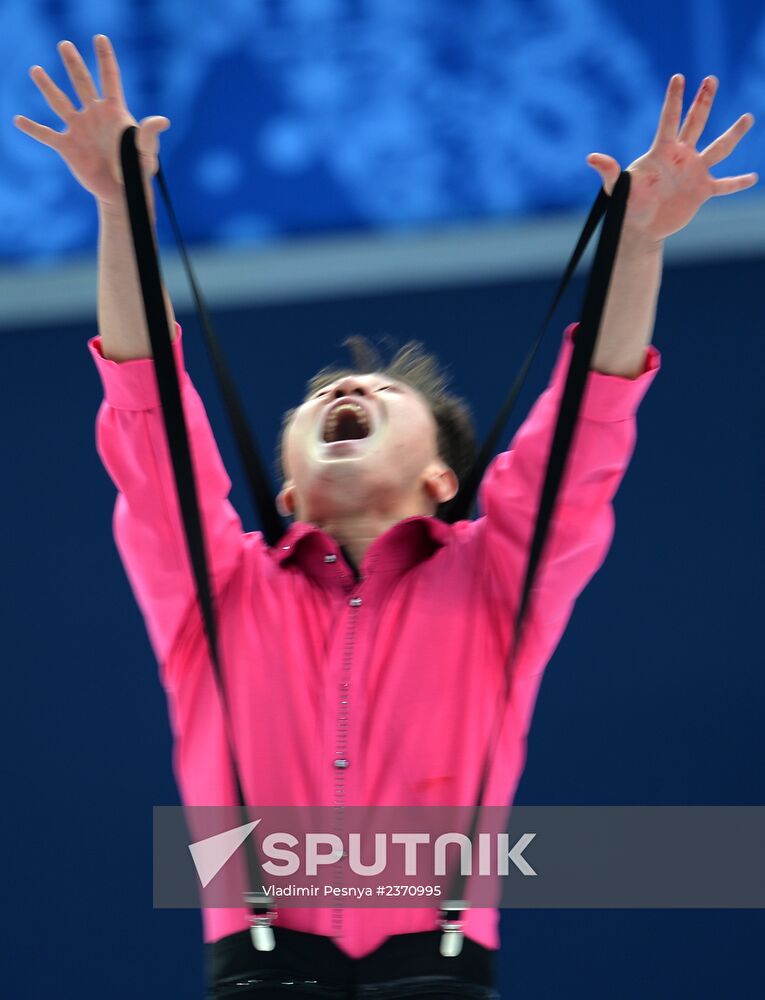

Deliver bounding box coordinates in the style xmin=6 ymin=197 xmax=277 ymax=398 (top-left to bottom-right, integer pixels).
xmin=331 ymin=378 xmax=368 ymax=400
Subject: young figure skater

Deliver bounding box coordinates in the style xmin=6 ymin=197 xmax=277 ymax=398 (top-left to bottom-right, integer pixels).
xmin=15 ymin=34 xmax=756 ymax=1000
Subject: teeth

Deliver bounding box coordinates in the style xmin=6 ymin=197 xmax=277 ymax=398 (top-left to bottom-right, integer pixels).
xmin=323 ymin=401 xmax=370 ymax=442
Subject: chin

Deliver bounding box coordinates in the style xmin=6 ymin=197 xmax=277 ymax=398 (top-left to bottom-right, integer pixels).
xmin=303 ymin=473 xmax=405 ymax=520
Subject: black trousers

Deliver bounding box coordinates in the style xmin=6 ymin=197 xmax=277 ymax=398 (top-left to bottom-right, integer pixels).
xmin=206 ymin=927 xmax=499 ymax=999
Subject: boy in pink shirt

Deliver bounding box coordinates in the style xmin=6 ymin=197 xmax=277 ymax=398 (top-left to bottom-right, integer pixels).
xmin=16 ymin=34 xmax=755 ymax=1000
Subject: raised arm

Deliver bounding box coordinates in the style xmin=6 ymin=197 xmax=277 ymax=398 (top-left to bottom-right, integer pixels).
xmin=586 ymin=73 xmax=756 ymax=378
xmin=89 ymin=326 xmax=245 ymax=665
xmin=16 ymin=37 xmax=246 ymax=665
xmin=15 ymin=34 xmax=175 ymax=360
xmin=479 ymin=323 xmax=660 ymax=640
xmin=477 ymin=73 xmax=755 ymax=724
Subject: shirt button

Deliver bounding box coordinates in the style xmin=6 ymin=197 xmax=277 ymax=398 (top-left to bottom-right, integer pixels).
xmin=324 ymin=553 xmax=337 ymax=563
xmin=333 ymin=759 xmax=350 ymax=769
xmin=349 ymin=597 xmax=362 ymax=608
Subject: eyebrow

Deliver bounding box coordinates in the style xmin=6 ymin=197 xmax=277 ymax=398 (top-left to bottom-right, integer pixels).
xmin=307 ymin=377 xmax=405 ymax=399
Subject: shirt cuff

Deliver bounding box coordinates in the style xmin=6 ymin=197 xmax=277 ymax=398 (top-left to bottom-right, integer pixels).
xmin=547 ymin=322 xmax=661 ymax=423
xmin=87 ymin=322 xmax=186 ymax=410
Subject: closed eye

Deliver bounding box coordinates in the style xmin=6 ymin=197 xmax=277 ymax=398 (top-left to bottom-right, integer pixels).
xmin=310 ymin=383 xmax=401 ymax=401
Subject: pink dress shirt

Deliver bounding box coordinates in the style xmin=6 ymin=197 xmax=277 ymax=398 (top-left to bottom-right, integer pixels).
xmin=88 ymin=321 xmax=660 ymax=957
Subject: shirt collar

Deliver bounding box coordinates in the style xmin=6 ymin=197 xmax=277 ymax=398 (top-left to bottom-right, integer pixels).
xmin=272 ymin=515 xmax=451 ymax=582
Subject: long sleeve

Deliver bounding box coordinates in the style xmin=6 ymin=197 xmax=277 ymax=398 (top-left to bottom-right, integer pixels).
xmin=88 ymin=324 xmax=245 ymax=666
xmin=477 ymin=322 xmax=660 ymax=692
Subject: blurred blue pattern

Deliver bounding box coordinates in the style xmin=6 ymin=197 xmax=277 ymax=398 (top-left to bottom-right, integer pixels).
xmin=2 ymin=0 xmax=763 ymax=263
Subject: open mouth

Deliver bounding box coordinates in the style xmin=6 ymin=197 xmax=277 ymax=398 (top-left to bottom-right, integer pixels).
xmin=322 ymin=400 xmax=372 ymax=443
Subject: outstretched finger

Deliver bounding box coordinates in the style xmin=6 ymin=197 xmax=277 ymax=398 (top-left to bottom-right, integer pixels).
xmin=13 ymin=114 xmax=63 ymax=150
xmin=653 ymin=74 xmax=685 ymax=144
xmin=94 ymin=34 xmax=125 ymax=104
xmin=57 ymin=40 xmax=99 ymax=106
xmin=701 ymin=114 xmax=755 ymax=167
xmin=586 ymin=152 xmax=621 ymax=195
xmin=29 ymin=65 xmax=77 ymax=123
xmin=677 ymin=76 xmax=717 ymax=147
xmin=711 ymin=173 xmax=758 ymax=197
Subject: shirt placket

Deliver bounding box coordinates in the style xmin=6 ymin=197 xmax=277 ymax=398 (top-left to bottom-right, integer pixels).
xmin=324 ymin=554 xmax=370 ymax=946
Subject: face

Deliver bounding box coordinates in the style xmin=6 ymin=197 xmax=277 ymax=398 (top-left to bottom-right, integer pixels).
xmin=279 ymin=372 xmax=457 ymax=522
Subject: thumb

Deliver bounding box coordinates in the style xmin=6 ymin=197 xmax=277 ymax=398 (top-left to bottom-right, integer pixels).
xmin=136 ymin=116 xmax=170 ymax=154
xmin=139 ymin=115 xmax=171 ymax=135
xmin=586 ymin=152 xmax=621 ymax=195
xmin=134 ymin=116 xmax=171 ymax=178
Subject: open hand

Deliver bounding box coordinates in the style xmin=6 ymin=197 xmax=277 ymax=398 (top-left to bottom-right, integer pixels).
xmin=587 ymin=75 xmax=757 ymax=244
xmin=13 ymin=35 xmax=169 ymax=208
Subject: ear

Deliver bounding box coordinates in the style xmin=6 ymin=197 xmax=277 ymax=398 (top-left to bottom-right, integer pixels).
xmin=423 ymin=463 xmax=458 ymax=507
xmin=276 ymin=481 xmax=297 ymax=518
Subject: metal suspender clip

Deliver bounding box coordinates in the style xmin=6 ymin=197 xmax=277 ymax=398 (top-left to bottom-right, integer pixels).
xmin=438 ymin=899 xmax=470 ymax=957
xmin=244 ymin=891 xmax=277 ymax=951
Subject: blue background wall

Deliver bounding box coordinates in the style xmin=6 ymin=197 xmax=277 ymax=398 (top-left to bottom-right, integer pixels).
xmin=2 ymin=0 xmax=765 ymax=262
xmin=1 ymin=254 xmax=763 ymax=997
xmin=2 ymin=0 xmax=764 ymax=995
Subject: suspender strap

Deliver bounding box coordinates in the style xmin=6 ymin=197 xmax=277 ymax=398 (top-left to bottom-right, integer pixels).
xmin=154 ymin=166 xmax=286 ymax=548
xmin=443 ymin=187 xmax=610 ymax=523
xmin=440 ymin=171 xmax=632 ymax=955
xmin=119 ymin=127 xmax=275 ymax=949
